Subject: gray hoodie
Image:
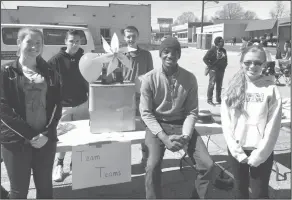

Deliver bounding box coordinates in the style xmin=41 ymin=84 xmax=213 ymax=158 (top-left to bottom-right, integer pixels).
xmin=221 ymin=75 xmax=282 ymax=167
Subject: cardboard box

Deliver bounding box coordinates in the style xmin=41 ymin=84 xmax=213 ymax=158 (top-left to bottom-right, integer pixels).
xmin=89 ymin=82 xmax=136 ymax=133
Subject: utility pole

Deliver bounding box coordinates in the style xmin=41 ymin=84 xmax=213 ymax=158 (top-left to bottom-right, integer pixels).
xmin=199 ymin=1 xmax=219 ymax=49
xmin=201 ymin=1 xmax=205 ymax=35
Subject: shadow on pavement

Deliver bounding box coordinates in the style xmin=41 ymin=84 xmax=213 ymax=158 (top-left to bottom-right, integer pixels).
xmin=274 ymin=152 xmax=291 ymax=170
xmin=52 ymin=154 xmax=290 ymax=199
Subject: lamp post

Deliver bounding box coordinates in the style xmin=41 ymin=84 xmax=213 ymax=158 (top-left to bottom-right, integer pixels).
xmin=199 ymin=1 xmax=219 ymax=48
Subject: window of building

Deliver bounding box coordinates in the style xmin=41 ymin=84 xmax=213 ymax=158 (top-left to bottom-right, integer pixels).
xmin=100 ymin=28 xmax=111 ymax=44
xmin=43 ymin=29 xmax=87 ymax=45
xmin=177 ymin=32 xmax=187 ymax=39
xmin=2 ymin=27 xmax=20 ymax=45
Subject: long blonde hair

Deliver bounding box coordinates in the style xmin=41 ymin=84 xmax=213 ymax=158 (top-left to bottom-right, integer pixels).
xmin=223 ymin=45 xmax=267 ymax=113
xmin=16 ymin=27 xmax=44 ymax=57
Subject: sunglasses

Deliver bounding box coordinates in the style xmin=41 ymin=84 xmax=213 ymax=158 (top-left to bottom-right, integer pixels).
xmin=243 ymin=61 xmax=264 ymax=67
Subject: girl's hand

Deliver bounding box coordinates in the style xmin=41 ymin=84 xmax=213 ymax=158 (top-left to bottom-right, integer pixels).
xmin=30 ymin=133 xmax=48 ymax=148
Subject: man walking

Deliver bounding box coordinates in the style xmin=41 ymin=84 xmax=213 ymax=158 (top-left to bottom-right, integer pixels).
xmin=203 ymin=36 xmax=228 ymax=106
xmin=140 ymin=37 xmax=214 ymax=199
xmin=48 ymin=30 xmax=89 ymax=182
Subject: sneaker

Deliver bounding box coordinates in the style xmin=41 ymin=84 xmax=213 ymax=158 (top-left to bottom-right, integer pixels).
xmin=53 ymin=165 xmax=64 ymax=182
xmin=207 ymin=101 xmax=215 ymax=106
xmin=215 ymin=101 xmax=221 ymax=105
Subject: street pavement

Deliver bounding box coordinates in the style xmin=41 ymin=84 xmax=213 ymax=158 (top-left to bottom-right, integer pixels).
xmin=1 ymin=46 xmax=291 ymax=199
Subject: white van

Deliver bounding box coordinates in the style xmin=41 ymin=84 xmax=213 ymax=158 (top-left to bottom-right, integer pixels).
xmin=1 ymin=24 xmax=95 ymax=65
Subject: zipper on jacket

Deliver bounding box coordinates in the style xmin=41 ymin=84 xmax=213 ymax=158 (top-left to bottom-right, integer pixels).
xmin=1 ymin=119 xmax=30 ymax=143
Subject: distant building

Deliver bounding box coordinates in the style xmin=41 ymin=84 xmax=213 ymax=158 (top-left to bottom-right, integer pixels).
xmin=196 ymin=21 xmax=251 ymax=44
xmin=172 ymin=22 xmax=213 ymax=43
xmin=245 ymin=19 xmax=277 ymax=39
xmin=1 ymin=4 xmax=152 ymax=45
xmin=151 ymin=18 xmax=173 ymax=41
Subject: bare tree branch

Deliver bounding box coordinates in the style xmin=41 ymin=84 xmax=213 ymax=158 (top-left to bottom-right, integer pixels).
xmin=213 ymin=3 xmax=258 ymax=20
xmin=173 ymin=12 xmax=199 ymax=25
xmin=269 ymin=1 xmax=286 ymax=19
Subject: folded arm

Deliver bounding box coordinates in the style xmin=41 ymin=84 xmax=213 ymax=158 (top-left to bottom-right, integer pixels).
xmin=139 ymin=76 xmax=163 ymax=135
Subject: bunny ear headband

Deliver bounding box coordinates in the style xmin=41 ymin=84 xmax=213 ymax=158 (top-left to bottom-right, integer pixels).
xmin=79 ymin=33 xmax=136 ymax=83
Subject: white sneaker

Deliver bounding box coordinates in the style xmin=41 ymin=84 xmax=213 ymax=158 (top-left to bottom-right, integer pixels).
xmin=53 ymin=165 xmax=64 ymax=182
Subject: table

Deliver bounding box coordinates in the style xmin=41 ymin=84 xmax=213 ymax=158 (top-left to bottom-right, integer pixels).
xmin=56 ymin=118 xmax=223 ymax=152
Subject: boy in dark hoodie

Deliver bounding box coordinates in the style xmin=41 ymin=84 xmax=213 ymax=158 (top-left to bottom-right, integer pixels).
xmin=203 ymin=36 xmax=228 ymax=106
xmin=48 ymin=30 xmax=89 ymax=182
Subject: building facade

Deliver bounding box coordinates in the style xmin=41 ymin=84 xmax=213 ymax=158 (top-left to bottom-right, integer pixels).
xmin=1 ymin=4 xmax=152 ymax=46
xmin=196 ymin=22 xmax=249 ymax=44
xmin=172 ymin=22 xmax=213 ymax=43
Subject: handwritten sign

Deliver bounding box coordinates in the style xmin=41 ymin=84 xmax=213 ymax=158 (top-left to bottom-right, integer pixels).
xmin=72 ymin=141 xmax=131 ymax=190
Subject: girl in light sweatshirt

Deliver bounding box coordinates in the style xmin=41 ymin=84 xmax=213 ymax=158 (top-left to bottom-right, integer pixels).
xmin=221 ymin=45 xmax=282 ymax=199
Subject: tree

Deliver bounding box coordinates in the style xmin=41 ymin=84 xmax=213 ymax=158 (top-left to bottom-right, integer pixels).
xmin=173 ymin=12 xmax=199 ymax=25
xmin=200 ymin=15 xmax=209 ymax=22
xmin=213 ymin=3 xmax=258 ymax=20
xmin=214 ymin=3 xmax=244 ymax=19
xmin=243 ymin=11 xmax=259 ymax=20
xmin=269 ymin=1 xmax=288 ymax=19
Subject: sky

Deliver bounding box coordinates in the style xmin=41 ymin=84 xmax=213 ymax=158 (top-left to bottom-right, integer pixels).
xmin=1 ymin=1 xmax=291 ymax=28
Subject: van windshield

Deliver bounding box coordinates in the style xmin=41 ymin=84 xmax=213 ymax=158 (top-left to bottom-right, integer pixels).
xmin=43 ymin=29 xmax=87 ymax=45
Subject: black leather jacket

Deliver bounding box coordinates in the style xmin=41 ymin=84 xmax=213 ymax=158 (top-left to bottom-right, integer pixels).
xmin=0 ymin=56 xmax=62 ymax=149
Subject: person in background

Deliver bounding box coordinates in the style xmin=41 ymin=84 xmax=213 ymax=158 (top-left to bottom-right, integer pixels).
xmin=275 ymin=42 xmax=282 ymax=59
xmin=232 ymin=36 xmax=236 ymax=46
xmin=0 ymin=27 xmax=62 ymax=199
xmin=140 ymin=37 xmax=214 ymax=199
xmin=260 ymin=36 xmax=268 ymax=47
xmin=203 ymin=36 xmax=228 ymax=106
xmin=283 ymin=40 xmax=291 ymax=60
xmin=48 ymin=30 xmax=89 ymax=182
xmin=120 ymin=26 xmax=154 ymax=166
xmin=221 ymin=45 xmax=282 ymax=199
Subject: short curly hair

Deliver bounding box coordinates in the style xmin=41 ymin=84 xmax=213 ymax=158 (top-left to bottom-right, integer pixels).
xmin=214 ymin=36 xmax=223 ymax=46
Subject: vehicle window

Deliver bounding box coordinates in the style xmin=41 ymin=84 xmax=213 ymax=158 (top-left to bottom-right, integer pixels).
xmin=2 ymin=28 xmax=20 ymax=45
xmin=43 ymin=29 xmax=87 ymax=45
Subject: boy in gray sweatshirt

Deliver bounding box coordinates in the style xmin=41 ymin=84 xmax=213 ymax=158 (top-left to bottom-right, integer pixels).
xmin=140 ymin=37 xmax=214 ymax=199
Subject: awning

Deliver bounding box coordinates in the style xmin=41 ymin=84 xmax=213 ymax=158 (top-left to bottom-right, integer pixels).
xmin=245 ymin=19 xmax=277 ymax=31
xmin=279 ymin=22 xmax=291 ymax=27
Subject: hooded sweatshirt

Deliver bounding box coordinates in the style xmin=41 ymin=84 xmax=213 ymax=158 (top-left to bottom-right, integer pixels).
xmin=221 ymin=75 xmax=282 ymax=167
xmin=48 ymin=47 xmax=88 ymax=107
xmin=122 ymin=46 xmax=154 ymax=82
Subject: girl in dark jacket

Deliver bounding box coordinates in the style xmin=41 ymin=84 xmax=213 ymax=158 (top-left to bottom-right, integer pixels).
xmin=0 ymin=27 xmax=62 ymax=199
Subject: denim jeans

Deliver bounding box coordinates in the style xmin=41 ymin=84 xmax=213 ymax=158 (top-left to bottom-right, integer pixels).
xmin=207 ymin=70 xmax=225 ymax=102
xmin=228 ymin=149 xmax=274 ymax=199
xmin=2 ymin=140 xmax=57 ymax=199
xmin=144 ymin=126 xmax=214 ymax=199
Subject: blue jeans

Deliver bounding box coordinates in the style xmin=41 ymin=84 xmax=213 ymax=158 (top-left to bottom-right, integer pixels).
xmin=144 ymin=126 xmax=214 ymax=199
xmin=228 ymin=149 xmax=274 ymax=199
xmin=2 ymin=140 xmax=57 ymax=199
xmin=207 ymin=70 xmax=225 ymax=103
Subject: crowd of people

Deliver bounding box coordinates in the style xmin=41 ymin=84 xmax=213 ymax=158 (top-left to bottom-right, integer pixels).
xmin=0 ymin=25 xmax=287 ymax=199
